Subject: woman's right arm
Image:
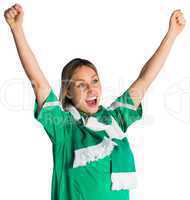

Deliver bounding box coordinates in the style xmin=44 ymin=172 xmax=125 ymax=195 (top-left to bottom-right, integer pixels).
xmin=4 ymin=4 xmax=74 ymax=144
xmin=4 ymin=3 xmax=51 ymax=112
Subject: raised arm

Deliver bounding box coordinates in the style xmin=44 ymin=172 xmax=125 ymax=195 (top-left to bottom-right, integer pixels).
xmin=127 ymin=9 xmax=186 ymax=109
xmin=4 ymin=3 xmax=51 ymax=112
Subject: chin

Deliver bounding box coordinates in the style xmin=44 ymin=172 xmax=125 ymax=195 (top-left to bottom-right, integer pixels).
xmin=83 ymin=104 xmax=100 ymax=115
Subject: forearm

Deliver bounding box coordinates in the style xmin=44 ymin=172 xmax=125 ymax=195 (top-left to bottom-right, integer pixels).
xmin=138 ymin=31 xmax=176 ymax=85
xmin=11 ymin=27 xmax=50 ymax=89
xmin=127 ymin=10 xmax=185 ymax=108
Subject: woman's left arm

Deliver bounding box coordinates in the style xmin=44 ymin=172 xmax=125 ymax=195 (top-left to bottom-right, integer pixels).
xmin=127 ymin=9 xmax=186 ymax=109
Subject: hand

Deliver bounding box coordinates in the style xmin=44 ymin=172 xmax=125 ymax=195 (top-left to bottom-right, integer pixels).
xmin=168 ymin=9 xmax=186 ymax=38
xmin=4 ymin=3 xmax=24 ymax=31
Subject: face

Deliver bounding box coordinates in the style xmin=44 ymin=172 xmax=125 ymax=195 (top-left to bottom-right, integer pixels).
xmin=66 ymin=65 xmax=102 ymax=115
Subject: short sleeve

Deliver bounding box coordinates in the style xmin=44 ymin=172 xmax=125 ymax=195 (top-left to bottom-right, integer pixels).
xmin=34 ymin=88 xmax=73 ymax=144
xmin=107 ymin=89 xmax=143 ymax=133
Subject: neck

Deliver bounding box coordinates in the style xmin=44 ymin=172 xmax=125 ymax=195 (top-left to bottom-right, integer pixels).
xmin=79 ymin=110 xmax=92 ymax=117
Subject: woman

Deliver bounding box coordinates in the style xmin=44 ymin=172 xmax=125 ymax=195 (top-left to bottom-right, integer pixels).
xmin=4 ymin=3 xmax=186 ymax=200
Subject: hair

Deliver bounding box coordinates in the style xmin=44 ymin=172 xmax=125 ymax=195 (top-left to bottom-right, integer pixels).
xmin=59 ymin=58 xmax=99 ymax=109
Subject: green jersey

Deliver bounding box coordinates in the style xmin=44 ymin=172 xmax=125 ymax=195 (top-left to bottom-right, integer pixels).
xmin=33 ymin=87 xmax=143 ymax=200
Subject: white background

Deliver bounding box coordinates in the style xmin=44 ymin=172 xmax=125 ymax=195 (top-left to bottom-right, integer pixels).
xmin=0 ymin=0 xmax=190 ymax=200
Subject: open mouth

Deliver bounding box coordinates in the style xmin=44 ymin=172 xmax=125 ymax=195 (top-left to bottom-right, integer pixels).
xmin=85 ymin=96 xmax=97 ymax=107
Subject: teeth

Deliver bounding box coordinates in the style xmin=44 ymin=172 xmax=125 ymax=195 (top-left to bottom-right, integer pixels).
xmin=86 ymin=96 xmax=97 ymax=101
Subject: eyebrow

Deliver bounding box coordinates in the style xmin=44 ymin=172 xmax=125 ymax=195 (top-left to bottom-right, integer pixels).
xmin=73 ymin=74 xmax=98 ymax=82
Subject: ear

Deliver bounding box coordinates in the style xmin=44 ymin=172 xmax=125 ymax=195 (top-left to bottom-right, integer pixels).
xmin=65 ymin=89 xmax=72 ymax=99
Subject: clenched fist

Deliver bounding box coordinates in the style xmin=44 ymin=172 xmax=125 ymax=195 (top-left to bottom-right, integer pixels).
xmin=4 ymin=3 xmax=24 ymax=30
xmin=168 ymin=9 xmax=186 ymax=38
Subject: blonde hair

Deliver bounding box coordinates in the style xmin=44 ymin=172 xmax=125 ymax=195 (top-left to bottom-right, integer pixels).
xmin=59 ymin=58 xmax=99 ymax=109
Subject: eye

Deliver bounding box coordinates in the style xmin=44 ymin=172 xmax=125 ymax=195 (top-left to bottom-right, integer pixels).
xmin=76 ymin=82 xmax=86 ymax=89
xmin=92 ymin=79 xmax=99 ymax=84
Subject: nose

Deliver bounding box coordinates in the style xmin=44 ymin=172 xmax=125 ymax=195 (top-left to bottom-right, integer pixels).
xmin=86 ymin=83 xmax=94 ymax=92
